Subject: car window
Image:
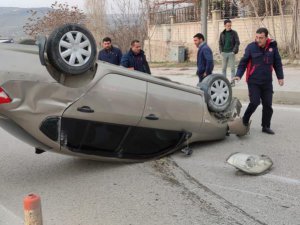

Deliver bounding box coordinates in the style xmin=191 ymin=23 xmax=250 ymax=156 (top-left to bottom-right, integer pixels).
xmin=61 ymin=118 xmax=128 ymax=154
xmin=121 ymin=127 xmax=183 ymax=156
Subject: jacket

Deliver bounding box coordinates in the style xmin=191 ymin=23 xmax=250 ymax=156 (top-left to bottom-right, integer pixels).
xmin=236 ymin=39 xmax=284 ymax=83
xmin=197 ymin=43 xmax=214 ymax=76
xmin=219 ymin=29 xmax=240 ymax=54
xmin=98 ymin=46 xmax=122 ymax=65
xmin=121 ymin=49 xmax=151 ymax=74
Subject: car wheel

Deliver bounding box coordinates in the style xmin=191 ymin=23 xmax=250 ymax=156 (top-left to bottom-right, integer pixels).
xmin=46 ymin=24 xmax=97 ymax=75
xmin=199 ymin=74 xmax=232 ymax=112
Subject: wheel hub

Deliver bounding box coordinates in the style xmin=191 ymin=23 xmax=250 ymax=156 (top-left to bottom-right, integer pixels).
xmin=210 ymin=79 xmax=229 ymax=106
xmin=59 ymin=31 xmax=92 ymax=67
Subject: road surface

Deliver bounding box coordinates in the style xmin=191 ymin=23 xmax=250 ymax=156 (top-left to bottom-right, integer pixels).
xmin=0 ymin=104 xmax=299 ymax=225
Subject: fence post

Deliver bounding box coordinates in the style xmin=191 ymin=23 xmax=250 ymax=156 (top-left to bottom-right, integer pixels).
xmin=24 ymin=194 xmax=43 ymax=225
xmin=212 ymin=9 xmax=222 ymax=21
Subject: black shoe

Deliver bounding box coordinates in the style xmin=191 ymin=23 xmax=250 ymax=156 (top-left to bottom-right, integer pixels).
xmin=262 ymin=127 xmax=275 ymax=135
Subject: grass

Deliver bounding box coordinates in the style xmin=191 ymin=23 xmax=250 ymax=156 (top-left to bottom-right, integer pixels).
xmin=149 ymin=61 xmax=196 ymax=68
xmin=149 ymin=60 xmax=222 ymax=68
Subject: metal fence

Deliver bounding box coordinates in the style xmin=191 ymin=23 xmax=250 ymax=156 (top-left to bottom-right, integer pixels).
xmin=149 ymin=1 xmax=296 ymax=25
xmin=174 ymin=6 xmax=200 ymax=23
xmin=149 ymin=3 xmax=237 ymax=25
xmin=149 ymin=6 xmax=200 ymax=25
xmin=210 ymin=0 xmax=238 ymax=19
xmin=149 ymin=10 xmax=173 ymax=25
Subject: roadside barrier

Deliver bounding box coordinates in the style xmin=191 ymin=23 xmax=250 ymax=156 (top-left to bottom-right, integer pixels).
xmin=24 ymin=194 xmax=43 ymax=225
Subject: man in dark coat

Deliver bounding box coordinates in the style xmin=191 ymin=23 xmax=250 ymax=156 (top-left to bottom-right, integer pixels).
xmin=193 ymin=33 xmax=214 ymax=82
xmin=121 ymin=40 xmax=151 ymax=74
xmin=219 ymin=19 xmax=240 ymax=85
xmin=233 ymin=28 xmax=284 ymax=134
xmin=98 ymin=37 xmax=122 ymax=65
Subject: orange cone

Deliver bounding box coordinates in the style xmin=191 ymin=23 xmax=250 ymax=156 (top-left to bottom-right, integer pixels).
xmin=24 ymin=194 xmax=43 ymax=225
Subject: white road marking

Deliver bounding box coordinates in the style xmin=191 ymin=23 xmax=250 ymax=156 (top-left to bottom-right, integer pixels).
xmin=0 ymin=204 xmax=22 ymax=225
xmin=264 ymin=174 xmax=300 ymax=185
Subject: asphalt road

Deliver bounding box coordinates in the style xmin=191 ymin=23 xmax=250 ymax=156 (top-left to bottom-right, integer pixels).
xmin=0 ymin=104 xmax=299 ymax=225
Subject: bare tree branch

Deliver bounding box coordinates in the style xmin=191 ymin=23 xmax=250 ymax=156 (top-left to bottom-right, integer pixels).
xmin=23 ymin=1 xmax=86 ymax=38
xmin=107 ymin=0 xmax=150 ymax=52
xmin=84 ymin=0 xmax=107 ymax=44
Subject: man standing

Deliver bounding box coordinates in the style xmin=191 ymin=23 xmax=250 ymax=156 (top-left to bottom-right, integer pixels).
xmin=98 ymin=37 xmax=122 ymax=65
xmin=193 ymin=33 xmax=214 ymax=82
xmin=219 ymin=19 xmax=240 ymax=85
xmin=233 ymin=28 xmax=284 ymax=135
xmin=121 ymin=40 xmax=151 ymax=74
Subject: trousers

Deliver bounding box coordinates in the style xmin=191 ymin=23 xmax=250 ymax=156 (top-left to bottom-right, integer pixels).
xmin=222 ymin=52 xmax=236 ymax=79
xmin=243 ymin=81 xmax=273 ymax=128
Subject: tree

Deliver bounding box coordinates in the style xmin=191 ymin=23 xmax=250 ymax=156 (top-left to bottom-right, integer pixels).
xmin=107 ymin=0 xmax=150 ymax=53
xmin=290 ymin=0 xmax=300 ymax=58
xmin=24 ymin=1 xmax=86 ymax=38
xmin=84 ymin=0 xmax=107 ymax=44
xmin=242 ymin=0 xmax=299 ymax=59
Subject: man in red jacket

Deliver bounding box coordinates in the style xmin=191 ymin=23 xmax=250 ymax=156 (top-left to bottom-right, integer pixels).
xmin=233 ymin=28 xmax=284 ymax=135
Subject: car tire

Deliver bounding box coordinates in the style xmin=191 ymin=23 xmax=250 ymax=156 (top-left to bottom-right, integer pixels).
xmin=199 ymin=74 xmax=232 ymax=112
xmin=46 ymin=24 xmax=97 ymax=75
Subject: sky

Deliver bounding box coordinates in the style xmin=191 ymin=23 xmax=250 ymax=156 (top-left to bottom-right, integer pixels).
xmin=0 ymin=0 xmax=85 ymax=10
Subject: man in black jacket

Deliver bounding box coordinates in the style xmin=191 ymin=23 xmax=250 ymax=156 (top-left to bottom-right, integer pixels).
xmin=233 ymin=28 xmax=284 ymax=135
xmin=219 ymin=19 xmax=240 ymax=85
xmin=121 ymin=40 xmax=151 ymax=74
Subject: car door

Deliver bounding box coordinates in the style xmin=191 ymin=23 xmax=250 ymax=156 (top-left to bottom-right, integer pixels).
xmin=118 ymin=82 xmax=205 ymax=159
xmin=60 ymin=73 xmax=147 ymax=156
xmin=139 ymin=82 xmax=204 ymax=132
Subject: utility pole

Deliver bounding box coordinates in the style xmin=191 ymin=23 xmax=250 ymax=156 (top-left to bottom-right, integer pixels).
xmin=201 ymin=0 xmax=208 ymax=41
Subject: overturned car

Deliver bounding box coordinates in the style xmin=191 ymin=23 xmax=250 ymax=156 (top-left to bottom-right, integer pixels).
xmin=0 ymin=24 xmax=247 ymax=161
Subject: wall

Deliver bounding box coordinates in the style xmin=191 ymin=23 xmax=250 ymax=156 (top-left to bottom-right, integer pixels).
xmin=144 ymin=13 xmax=295 ymax=62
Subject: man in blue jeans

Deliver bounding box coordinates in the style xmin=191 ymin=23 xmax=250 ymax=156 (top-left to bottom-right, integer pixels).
xmin=233 ymin=28 xmax=284 ymax=135
xmin=193 ymin=33 xmax=214 ymax=82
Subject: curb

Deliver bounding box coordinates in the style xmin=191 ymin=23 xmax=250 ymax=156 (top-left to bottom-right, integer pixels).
xmin=233 ymin=89 xmax=300 ymax=105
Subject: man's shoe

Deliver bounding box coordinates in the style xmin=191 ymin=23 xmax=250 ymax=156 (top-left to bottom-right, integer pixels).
xmin=262 ymin=127 xmax=275 ymax=135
